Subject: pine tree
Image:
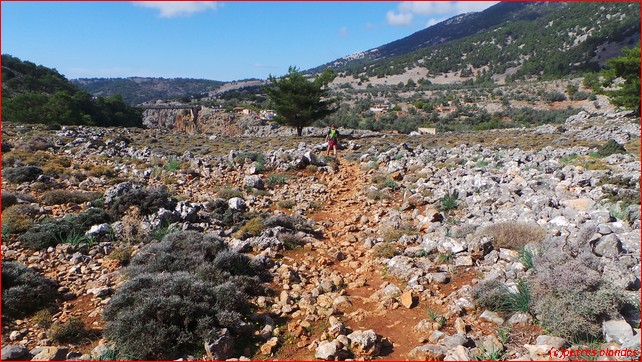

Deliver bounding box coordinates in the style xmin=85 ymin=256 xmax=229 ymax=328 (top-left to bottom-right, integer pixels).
xmin=264 ymin=66 xmax=337 ymax=136
xmin=602 ymin=44 xmax=640 ymax=115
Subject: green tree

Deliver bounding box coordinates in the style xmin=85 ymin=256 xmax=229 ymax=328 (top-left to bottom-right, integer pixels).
xmin=264 ymin=66 xmax=337 ymax=136
xmin=602 ymin=44 xmax=640 ymax=114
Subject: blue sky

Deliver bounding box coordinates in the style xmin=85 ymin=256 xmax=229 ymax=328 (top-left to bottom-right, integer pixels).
xmin=2 ymin=1 xmax=497 ymax=82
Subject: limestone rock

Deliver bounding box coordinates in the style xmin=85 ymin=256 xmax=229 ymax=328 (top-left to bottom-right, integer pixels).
xmin=32 ymin=347 xmax=69 ymax=361
xmin=602 ymin=320 xmax=635 ymax=345
xmin=479 ymin=310 xmax=504 ymax=325
xmin=444 ymin=345 xmax=471 ymax=361
xmin=400 ymin=291 xmax=415 ymax=308
xmin=2 ymin=346 xmax=30 ymax=360
xmin=534 ymin=335 xmax=568 ymax=349
xmin=407 ymin=344 xmax=448 ymax=360
xmin=347 ymin=330 xmax=380 ymax=357
xmin=204 ymin=328 xmax=235 ymax=360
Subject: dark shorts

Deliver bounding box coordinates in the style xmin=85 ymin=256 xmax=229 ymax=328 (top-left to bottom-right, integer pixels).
xmin=328 ymin=140 xmax=337 ymax=147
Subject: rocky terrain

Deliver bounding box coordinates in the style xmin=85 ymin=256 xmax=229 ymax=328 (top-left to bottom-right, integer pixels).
xmin=1 ymin=106 xmax=640 ymax=360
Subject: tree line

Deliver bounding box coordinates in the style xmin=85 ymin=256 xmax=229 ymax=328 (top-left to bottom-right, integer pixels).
xmin=2 ymin=54 xmax=142 ymax=127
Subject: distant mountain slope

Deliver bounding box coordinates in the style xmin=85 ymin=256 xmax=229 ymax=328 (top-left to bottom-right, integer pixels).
xmin=313 ymin=2 xmax=639 ymax=79
xmin=2 ymin=54 xmax=142 ymax=127
xmin=72 ymin=77 xmax=226 ymax=105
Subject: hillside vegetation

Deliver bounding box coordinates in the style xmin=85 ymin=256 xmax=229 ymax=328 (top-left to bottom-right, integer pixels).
xmin=316 ymin=2 xmax=639 ymax=81
xmin=72 ymin=77 xmax=226 ymax=105
xmin=1 ymin=55 xmax=142 ymax=127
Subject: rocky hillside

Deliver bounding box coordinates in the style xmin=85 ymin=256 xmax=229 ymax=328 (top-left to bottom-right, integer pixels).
xmin=72 ymin=77 xmax=227 ymax=105
xmin=313 ymin=2 xmax=640 ymax=81
xmin=2 ymin=103 xmax=639 ymax=360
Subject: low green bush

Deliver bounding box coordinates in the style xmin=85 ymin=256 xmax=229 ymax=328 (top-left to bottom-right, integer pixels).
xmin=2 ymin=204 xmax=39 ymax=234
xmin=18 ymin=208 xmax=110 ymax=250
xmin=2 ymin=262 xmax=58 ymax=319
xmin=279 ymin=232 xmax=304 ymax=249
xmin=471 ymin=279 xmax=531 ymax=313
xmin=234 ymin=217 xmax=265 ymax=239
xmin=532 ymin=283 xmax=623 ymax=341
xmin=596 ymin=139 xmax=627 ymax=157
xmin=2 ymin=192 xmax=18 ymax=210
xmin=48 ymin=317 xmax=87 ymax=344
xmin=264 ymin=214 xmax=314 ymax=234
xmin=104 ymin=231 xmax=270 ymax=360
xmin=41 ymin=190 xmax=101 ymax=205
xmin=3 ymin=166 xmax=42 ymax=183
xmin=107 ymin=186 xmax=176 ymax=218
xmin=372 ymin=242 xmax=396 ymax=258
xmin=217 ymin=187 xmax=243 ymax=200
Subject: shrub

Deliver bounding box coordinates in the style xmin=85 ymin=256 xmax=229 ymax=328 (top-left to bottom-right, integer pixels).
xmin=104 ymin=231 xmax=270 ymax=360
xmin=382 ymin=225 xmax=418 ymax=243
xmin=151 ymin=222 xmax=181 ymax=242
xmin=2 ymin=204 xmax=39 ymax=234
xmin=32 ymin=309 xmax=53 ymax=328
xmin=18 ymin=208 xmax=109 ymax=250
xmin=372 ymin=242 xmax=397 ymax=258
xmin=217 ymin=187 xmax=243 ymax=200
xmin=471 ymin=279 xmax=510 ymax=311
xmin=264 ymin=214 xmax=314 ymax=234
xmin=22 ymin=136 xmax=53 ymax=151
xmin=535 ymin=251 xmax=602 ymax=293
xmin=531 ymin=283 xmax=624 ymax=341
xmin=234 ymin=217 xmax=265 ymax=239
xmin=18 ymin=221 xmax=73 ymax=250
xmin=233 ymin=152 xmax=265 ymax=172
xmin=476 ymin=222 xmax=546 ymax=250
xmin=47 ymin=317 xmax=86 ymax=344
xmin=3 ymin=166 xmax=43 ymax=183
xmin=532 ymin=242 xmax=627 ymax=341
xmin=1 ymin=262 xmax=57 ymax=319
xmin=85 ymin=164 xmax=116 ymax=178
xmin=544 ymin=91 xmax=567 ymax=102
xmin=108 ymin=246 xmax=134 ymax=266
xmin=2 ymin=192 xmax=18 ymax=210
xmin=596 ymin=139 xmax=627 ymax=157
xmin=107 ymin=186 xmax=176 ymax=218
xmin=279 ymin=232 xmax=304 ymax=249
xmin=266 ymin=173 xmax=287 ymax=185
xmin=472 ymin=278 xmax=532 ymax=313
xmin=366 ymin=189 xmax=388 ymax=200
xmin=277 ymin=199 xmax=296 ymax=209
xmin=41 ymin=190 xmax=101 ymax=205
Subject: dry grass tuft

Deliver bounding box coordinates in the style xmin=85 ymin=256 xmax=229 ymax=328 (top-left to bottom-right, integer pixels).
xmin=476 ymin=222 xmax=546 ymax=250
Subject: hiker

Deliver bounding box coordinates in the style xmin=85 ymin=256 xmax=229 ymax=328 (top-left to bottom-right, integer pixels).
xmin=325 ymin=125 xmax=339 ymax=158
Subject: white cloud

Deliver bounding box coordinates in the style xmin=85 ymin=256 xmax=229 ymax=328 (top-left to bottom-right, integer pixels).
xmin=426 ymin=18 xmax=442 ymax=27
xmin=339 ymin=26 xmax=349 ymax=37
xmin=399 ymin=1 xmax=454 ymax=15
xmin=386 ymin=10 xmax=413 ymax=26
xmin=400 ymin=1 xmax=498 ymax=15
xmin=390 ymin=1 xmax=498 ymax=27
xmin=134 ymin=2 xmax=218 ymax=18
xmin=454 ymin=1 xmax=499 ymax=14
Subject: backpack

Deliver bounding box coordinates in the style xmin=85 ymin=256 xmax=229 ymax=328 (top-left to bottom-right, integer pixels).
xmin=328 ymin=129 xmax=339 ymax=141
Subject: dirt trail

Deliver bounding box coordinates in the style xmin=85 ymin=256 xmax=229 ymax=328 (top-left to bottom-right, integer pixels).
xmin=275 ymin=160 xmax=439 ymax=360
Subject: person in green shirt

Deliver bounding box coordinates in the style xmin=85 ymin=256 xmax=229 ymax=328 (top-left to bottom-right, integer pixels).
xmin=325 ymin=125 xmax=339 ymax=158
